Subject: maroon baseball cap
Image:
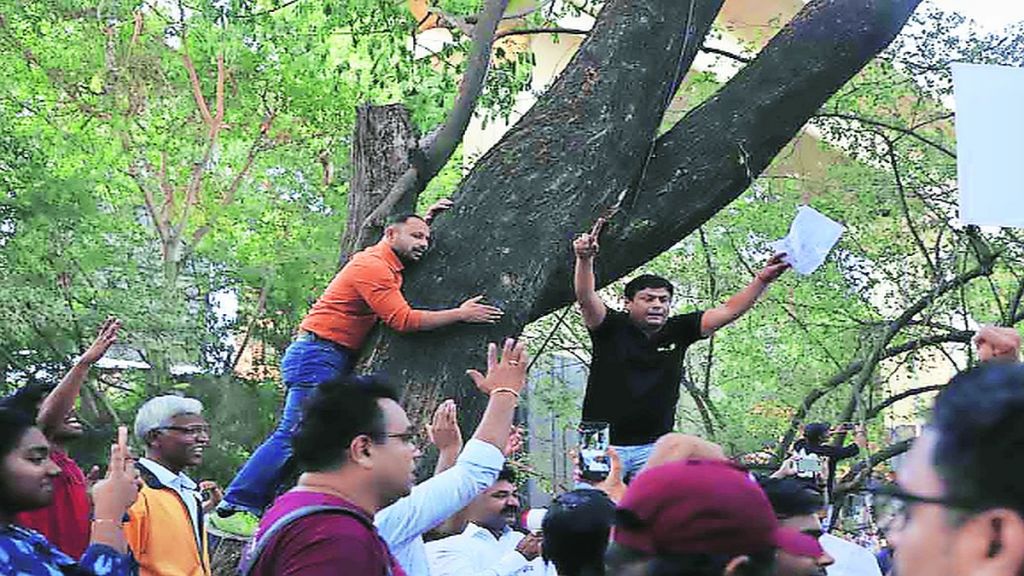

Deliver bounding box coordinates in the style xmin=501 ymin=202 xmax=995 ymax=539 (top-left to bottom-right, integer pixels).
xmin=613 ymin=459 xmax=823 ymax=558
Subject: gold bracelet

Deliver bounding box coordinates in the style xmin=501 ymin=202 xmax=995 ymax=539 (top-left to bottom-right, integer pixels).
xmin=490 ymin=387 xmax=520 ymax=400
xmin=92 ymin=518 xmax=124 ymax=526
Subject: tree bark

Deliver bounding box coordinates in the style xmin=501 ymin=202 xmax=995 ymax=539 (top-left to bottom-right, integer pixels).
xmin=363 ymin=0 xmax=924 ymax=434
xmin=338 ymin=104 xmax=421 ymax=265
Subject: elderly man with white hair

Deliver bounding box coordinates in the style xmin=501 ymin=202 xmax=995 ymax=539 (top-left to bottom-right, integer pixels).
xmin=123 ymin=395 xmax=215 ymax=576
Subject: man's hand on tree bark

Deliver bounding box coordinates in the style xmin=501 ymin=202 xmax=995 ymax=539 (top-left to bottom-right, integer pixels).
xmin=573 ymin=233 xmax=599 ymax=260
xmin=458 ymin=295 xmax=504 ymax=323
xmin=755 ymin=253 xmax=790 ymax=284
xmin=423 ymin=198 xmax=454 ymax=224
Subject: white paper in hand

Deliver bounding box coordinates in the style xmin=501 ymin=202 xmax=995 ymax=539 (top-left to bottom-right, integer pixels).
xmin=770 ymin=206 xmax=845 ymax=275
xmin=952 ymin=63 xmax=1024 ymax=228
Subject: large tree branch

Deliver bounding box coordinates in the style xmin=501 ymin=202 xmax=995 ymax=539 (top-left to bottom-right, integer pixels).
xmin=866 ymin=384 xmax=944 ymax=420
xmin=350 ymin=0 xmax=511 ymax=252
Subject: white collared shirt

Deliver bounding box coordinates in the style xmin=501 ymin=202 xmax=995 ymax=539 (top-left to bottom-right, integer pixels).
xmin=426 ymin=522 xmax=554 ymax=576
xmin=376 ymin=439 xmax=506 ymax=576
xmin=821 ymin=533 xmax=883 ymax=576
xmin=138 ymin=458 xmax=202 ymax=544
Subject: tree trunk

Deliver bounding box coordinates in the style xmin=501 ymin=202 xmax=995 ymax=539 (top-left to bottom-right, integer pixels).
xmin=364 ymin=0 xmax=924 ymax=436
xmin=338 ymin=104 xmax=421 ymax=265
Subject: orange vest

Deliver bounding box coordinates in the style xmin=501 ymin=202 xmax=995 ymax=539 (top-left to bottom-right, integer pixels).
xmin=124 ymin=464 xmax=211 ymax=576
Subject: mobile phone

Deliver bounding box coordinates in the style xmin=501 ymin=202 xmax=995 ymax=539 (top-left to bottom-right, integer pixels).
xmin=578 ymin=421 xmax=611 ymax=482
xmin=796 ymin=457 xmax=822 ymax=474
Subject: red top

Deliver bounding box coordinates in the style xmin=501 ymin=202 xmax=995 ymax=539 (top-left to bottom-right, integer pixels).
xmin=251 ymin=491 xmax=407 ymax=576
xmin=15 ymin=448 xmax=90 ymax=559
xmin=299 ymin=240 xmax=425 ymax=351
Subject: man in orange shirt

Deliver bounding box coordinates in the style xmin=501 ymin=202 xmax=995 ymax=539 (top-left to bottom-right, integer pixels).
xmin=218 ymin=204 xmax=503 ymax=521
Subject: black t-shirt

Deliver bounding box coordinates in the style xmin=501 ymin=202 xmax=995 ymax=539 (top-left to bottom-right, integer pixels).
xmin=581 ymin=309 xmax=705 ymax=446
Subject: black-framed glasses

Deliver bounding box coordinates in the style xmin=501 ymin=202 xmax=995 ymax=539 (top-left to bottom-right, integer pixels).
xmin=159 ymin=425 xmax=212 ymax=439
xmin=871 ymin=484 xmax=978 ymax=533
xmin=386 ymin=431 xmax=421 ymax=446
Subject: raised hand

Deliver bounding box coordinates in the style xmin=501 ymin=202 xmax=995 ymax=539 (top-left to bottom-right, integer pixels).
xmin=466 ymin=338 xmax=528 ymax=396
xmin=92 ymin=426 xmax=140 ymax=522
xmin=503 ymin=425 xmax=524 ymax=457
xmin=458 ymin=295 xmax=504 ymax=324
xmin=573 ymin=233 xmax=599 ymax=259
xmin=426 ymin=399 xmax=463 ymax=453
xmin=756 ymin=253 xmax=790 ymax=284
xmin=80 ymin=317 xmax=122 ymax=365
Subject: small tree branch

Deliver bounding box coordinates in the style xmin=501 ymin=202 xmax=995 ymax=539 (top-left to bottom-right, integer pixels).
xmin=700 ymin=44 xmax=752 ymax=64
xmin=866 ymin=384 xmax=945 ymax=420
xmin=182 ymin=52 xmax=214 ymax=127
xmin=351 ymin=0 xmax=511 ymax=251
xmin=813 ymin=112 xmax=955 ymax=159
xmin=494 ymin=27 xmax=589 ymax=40
xmin=231 ymin=279 xmax=270 ymax=372
xmin=833 ymin=438 xmax=913 ymax=496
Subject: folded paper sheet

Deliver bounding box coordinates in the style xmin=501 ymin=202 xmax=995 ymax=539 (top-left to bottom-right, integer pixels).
xmin=952 ymin=62 xmax=1024 ymax=228
xmin=771 ymin=206 xmax=845 ymax=275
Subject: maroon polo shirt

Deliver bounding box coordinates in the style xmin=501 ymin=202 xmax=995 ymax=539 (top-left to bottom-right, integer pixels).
xmin=251 ymin=490 xmax=406 ymax=576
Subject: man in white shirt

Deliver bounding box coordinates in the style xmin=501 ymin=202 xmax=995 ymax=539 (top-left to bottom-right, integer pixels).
xmin=376 ymin=339 xmax=529 ymax=576
xmin=427 ymin=466 xmax=553 ymax=576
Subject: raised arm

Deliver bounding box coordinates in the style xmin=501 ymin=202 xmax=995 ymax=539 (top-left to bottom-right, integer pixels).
xmin=427 ymin=399 xmax=463 ymax=476
xmin=699 ymin=253 xmax=789 ymax=337
xmin=573 ymin=233 xmax=607 ymax=329
xmin=374 ymin=340 xmax=526 ymax=550
xmin=37 ymin=318 xmax=120 ymax=434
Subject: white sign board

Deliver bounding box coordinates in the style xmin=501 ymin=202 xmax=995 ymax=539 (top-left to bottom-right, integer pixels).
xmin=952 ymin=62 xmax=1024 ymax=228
xmin=771 ymin=206 xmax=845 ymax=276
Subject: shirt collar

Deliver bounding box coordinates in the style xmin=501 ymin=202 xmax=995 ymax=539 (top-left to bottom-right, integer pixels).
xmin=139 ymin=457 xmax=197 ymax=491
xmin=465 ymin=522 xmax=512 ymax=541
xmin=369 ymin=239 xmax=405 ymax=272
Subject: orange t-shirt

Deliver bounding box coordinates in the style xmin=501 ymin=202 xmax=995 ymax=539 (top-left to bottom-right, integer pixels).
xmin=299 ymin=240 xmax=425 ymax=350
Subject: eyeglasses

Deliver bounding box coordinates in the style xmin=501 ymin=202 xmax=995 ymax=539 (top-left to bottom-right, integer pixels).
xmin=386 ymin=431 xmax=421 ymax=446
xmin=871 ymin=485 xmax=978 ymax=533
xmin=159 ymin=425 xmax=212 ymax=439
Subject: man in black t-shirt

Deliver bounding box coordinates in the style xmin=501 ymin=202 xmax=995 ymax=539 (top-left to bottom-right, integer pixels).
xmin=572 ymin=231 xmax=789 ymax=480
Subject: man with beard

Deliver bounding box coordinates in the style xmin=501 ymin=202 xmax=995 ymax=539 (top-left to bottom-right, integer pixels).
xmin=426 ymin=465 xmax=553 ymax=576
xmin=573 ymin=231 xmax=789 ymax=479
xmin=125 ymin=395 xmax=213 ymax=576
xmin=5 ymin=318 xmax=121 ymax=558
xmin=219 ymin=208 xmax=504 ymax=522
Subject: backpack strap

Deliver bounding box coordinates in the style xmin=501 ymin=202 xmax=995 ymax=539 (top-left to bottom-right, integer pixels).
xmin=239 ymin=504 xmax=391 ymax=576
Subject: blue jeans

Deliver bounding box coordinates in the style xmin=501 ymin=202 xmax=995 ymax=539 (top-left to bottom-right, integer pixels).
xmin=613 ymin=442 xmax=656 ymax=483
xmin=222 ymin=339 xmax=353 ymax=514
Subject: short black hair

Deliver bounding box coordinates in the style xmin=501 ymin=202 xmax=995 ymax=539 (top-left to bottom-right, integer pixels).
xmin=930 ymin=362 xmax=1024 ymax=516
xmin=758 ymin=477 xmax=824 ymax=519
xmin=624 ymin=274 xmax=674 ymax=300
xmin=386 ymin=213 xmax=427 ymax=226
xmin=803 ymin=422 xmax=829 ymax=445
xmin=497 ymin=464 xmax=518 ymax=485
xmin=605 ymin=543 xmax=775 ymax=576
xmin=292 ymin=374 xmax=401 ymax=473
xmin=543 ymin=489 xmax=615 ymax=576
xmin=0 ymin=383 xmax=52 ymax=420
xmin=0 ymin=407 xmax=36 ymax=463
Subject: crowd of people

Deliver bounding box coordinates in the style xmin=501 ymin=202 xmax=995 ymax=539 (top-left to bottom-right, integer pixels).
xmin=2 ymin=202 xmax=1023 ymax=576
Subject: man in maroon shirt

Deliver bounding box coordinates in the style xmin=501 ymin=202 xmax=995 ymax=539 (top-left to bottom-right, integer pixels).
xmin=4 ymin=318 xmax=121 ymax=558
xmin=245 ymin=339 xmax=527 ymax=576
